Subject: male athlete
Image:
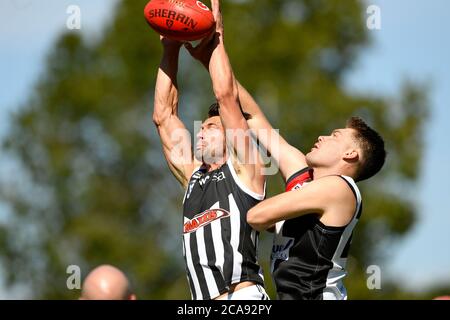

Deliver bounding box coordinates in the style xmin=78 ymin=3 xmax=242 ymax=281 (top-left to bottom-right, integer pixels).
xmin=152 ymin=0 xmax=268 ymax=300
xmin=246 ymin=116 xmax=385 ymax=300
xmin=185 ymin=1 xmax=386 ymax=300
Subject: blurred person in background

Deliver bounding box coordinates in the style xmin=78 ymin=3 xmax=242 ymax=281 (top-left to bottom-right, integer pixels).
xmin=79 ymin=265 xmax=136 ymax=300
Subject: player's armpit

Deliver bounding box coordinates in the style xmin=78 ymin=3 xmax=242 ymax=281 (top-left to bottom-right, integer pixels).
xmin=277 ymin=143 xmax=308 ymax=182
xmin=154 ymin=117 xmax=197 ymax=188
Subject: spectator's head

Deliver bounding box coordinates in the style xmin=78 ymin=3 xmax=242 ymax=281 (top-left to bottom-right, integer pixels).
xmin=80 ymin=265 xmax=136 ymax=300
xmin=433 ymin=296 xmax=450 ymax=300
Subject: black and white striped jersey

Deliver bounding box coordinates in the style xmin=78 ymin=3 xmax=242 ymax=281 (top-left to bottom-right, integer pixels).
xmin=271 ymin=168 xmax=362 ymax=300
xmin=182 ymin=158 xmax=266 ymax=300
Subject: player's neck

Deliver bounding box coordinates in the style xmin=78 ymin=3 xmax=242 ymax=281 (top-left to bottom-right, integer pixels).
xmin=312 ymin=166 xmax=343 ymax=180
xmin=203 ymin=157 xmax=227 ymax=172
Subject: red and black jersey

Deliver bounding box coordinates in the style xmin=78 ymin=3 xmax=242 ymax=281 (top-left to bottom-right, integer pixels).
xmin=285 ymin=167 xmax=314 ymax=191
xmin=271 ymin=168 xmax=362 ymax=300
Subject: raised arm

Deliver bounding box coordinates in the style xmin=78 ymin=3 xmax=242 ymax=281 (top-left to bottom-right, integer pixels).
xmin=236 ymin=82 xmax=307 ymax=181
xmin=207 ymin=0 xmax=264 ymax=193
xmin=153 ymin=38 xmax=197 ymax=188
xmin=184 ymin=10 xmax=307 ymax=182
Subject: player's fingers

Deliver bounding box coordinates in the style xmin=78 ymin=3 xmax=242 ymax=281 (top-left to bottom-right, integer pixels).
xmin=184 ymin=42 xmax=194 ymax=54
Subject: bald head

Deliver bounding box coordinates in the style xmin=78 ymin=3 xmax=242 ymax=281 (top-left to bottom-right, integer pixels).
xmin=80 ymin=265 xmax=136 ymax=300
xmin=433 ymin=296 xmax=450 ymax=300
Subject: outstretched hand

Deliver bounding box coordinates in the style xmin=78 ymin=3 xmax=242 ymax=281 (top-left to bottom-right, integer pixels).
xmin=184 ymin=30 xmax=218 ymax=68
xmin=184 ymin=0 xmax=223 ymax=68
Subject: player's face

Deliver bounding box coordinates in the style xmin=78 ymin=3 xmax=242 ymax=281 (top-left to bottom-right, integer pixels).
xmin=195 ymin=116 xmax=226 ymax=164
xmin=306 ymin=128 xmax=358 ymax=168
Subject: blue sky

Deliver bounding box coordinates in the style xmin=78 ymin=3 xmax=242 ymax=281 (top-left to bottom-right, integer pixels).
xmin=345 ymin=0 xmax=450 ymax=291
xmin=0 ymin=0 xmax=449 ymax=296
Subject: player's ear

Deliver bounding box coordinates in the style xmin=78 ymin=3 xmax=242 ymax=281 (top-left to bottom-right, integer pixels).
xmin=343 ymin=149 xmax=359 ymax=162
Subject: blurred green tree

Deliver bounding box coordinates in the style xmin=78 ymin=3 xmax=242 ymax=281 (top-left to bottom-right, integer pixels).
xmin=0 ymin=0 xmax=432 ymax=299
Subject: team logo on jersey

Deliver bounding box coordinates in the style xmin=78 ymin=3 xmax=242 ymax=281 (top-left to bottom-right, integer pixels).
xmin=198 ymin=172 xmax=226 ymax=186
xmin=271 ymin=237 xmax=294 ymax=262
xmin=183 ymin=209 xmax=230 ymax=234
xmin=199 ymin=175 xmax=210 ymax=186
xmin=212 ymin=172 xmax=225 ymax=182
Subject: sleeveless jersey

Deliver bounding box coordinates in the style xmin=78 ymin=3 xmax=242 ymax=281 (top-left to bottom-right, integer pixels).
xmin=271 ymin=168 xmax=362 ymax=300
xmin=182 ymin=158 xmax=266 ymax=300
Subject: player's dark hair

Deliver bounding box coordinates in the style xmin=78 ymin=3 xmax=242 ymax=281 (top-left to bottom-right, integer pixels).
xmin=346 ymin=117 xmax=386 ymax=182
xmin=208 ymin=102 xmax=251 ymax=120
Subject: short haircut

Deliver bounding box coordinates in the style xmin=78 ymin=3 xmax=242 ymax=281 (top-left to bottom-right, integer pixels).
xmin=346 ymin=117 xmax=386 ymax=182
xmin=208 ymin=102 xmax=252 ymax=120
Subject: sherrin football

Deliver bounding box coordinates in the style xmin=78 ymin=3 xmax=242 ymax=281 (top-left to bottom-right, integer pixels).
xmin=144 ymin=0 xmax=215 ymax=41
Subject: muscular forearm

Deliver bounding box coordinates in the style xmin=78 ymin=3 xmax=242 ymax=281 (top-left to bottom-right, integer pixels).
xmin=236 ymin=81 xmax=281 ymax=159
xmin=153 ymin=46 xmax=181 ymax=125
xmin=236 ymin=81 xmax=307 ymax=180
xmin=209 ymin=36 xmax=239 ymax=104
xmin=236 ymin=82 xmax=266 ymax=123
